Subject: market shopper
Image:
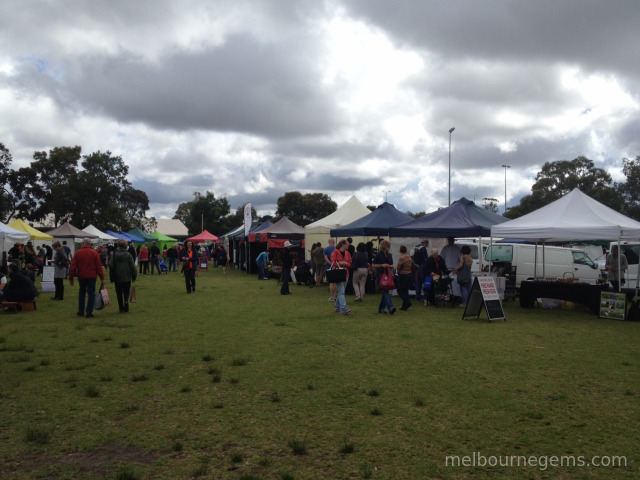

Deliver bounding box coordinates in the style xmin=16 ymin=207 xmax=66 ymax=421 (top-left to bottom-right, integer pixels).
xmin=69 ymin=238 xmax=105 ymax=318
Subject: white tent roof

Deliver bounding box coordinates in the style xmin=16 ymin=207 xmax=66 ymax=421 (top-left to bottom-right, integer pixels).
xmin=491 ymin=188 xmax=640 ymax=241
xmin=304 ymin=196 xmax=371 ymax=235
xmin=156 ymin=218 xmax=189 ymax=238
xmin=83 ymin=224 xmax=119 ymax=242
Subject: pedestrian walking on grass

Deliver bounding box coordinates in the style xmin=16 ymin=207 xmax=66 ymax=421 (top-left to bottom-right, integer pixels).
xmin=109 ymin=239 xmax=137 ymax=313
xmin=69 ymin=237 xmax=105 ymax=318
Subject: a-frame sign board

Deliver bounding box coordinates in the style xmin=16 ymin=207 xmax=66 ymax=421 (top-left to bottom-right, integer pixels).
xmin=462 ymin=276 xmax=506 ymax=322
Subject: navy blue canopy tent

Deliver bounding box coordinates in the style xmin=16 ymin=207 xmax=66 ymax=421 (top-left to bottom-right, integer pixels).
xmin=105 ymin=230 xmax=145 ymax=243
xmin=389 ymin=198 xmax=508 ymax=238
xmin=330 ymin=202 xmax=413 ymax=237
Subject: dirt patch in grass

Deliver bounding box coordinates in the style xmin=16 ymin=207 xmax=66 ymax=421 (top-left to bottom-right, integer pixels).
xmin=5 ymin=443 xmax=162 ymax=476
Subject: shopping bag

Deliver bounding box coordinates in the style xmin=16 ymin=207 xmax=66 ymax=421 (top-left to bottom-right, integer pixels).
xmin=423 ymin=275 xmax=433 ymax=291
xmin=129 ymin=285 xmax=137 ymax=303
xmin=94 ymin=291 xmax=104 ymax=310
xmin=379 ymin=267 xmax=395 ymax=290
xmin=100 ymin=286 xmax=110 ymax=306
xmin=326 ymin=261 xmax=346 ymax=283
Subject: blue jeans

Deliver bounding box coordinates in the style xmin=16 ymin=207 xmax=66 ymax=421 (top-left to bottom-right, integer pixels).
xmin=378 ymin=289 xmax=394 ymax=312
xmin=334 ymin=281 xmax=346 ymax=310
xmin=258 ymin=263 xmax=266 ymax=279
xmin=78 ymin=277 xmax=97 ymax=314
xmin=459 ymin=282 xmax=472 ymax=306
xmin=281 ymin=268 xmax=291 ymax=294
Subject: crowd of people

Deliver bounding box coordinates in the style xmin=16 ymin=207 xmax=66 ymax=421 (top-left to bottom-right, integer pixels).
xmin=2 ymin=237 xmax=231 ymax=315
xmin=256 ymin=236 xmax=476 ymax=315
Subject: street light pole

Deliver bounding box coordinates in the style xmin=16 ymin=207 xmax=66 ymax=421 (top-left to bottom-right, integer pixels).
xmin=502 ymin=164 xmax=511 ymax=213
xmin=448 ymin=127 xmax=455 ymax=205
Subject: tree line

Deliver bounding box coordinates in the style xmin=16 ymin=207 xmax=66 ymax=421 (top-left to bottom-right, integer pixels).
xmin=505 ymin=155 xmax=640 ymax=220
xmin=3 ymin=141 xmax=638 ymax=236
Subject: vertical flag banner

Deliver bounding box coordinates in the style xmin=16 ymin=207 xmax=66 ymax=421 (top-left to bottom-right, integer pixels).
xmin=244 ymin=203 xmax=252 ymax=237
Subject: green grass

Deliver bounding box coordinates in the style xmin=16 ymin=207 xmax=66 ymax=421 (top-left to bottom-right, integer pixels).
xmin=1 ymin=268 xmax=639 ymax=479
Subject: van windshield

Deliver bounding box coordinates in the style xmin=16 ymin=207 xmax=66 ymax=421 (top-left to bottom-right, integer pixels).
xmin=485 ymin=245 xmax=513 ymax=262
xmin=572 ymin=251 xmax=597 ymax=268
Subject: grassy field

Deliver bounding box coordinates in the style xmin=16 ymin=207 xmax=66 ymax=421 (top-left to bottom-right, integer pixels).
xmin=1 ymin=267 xmax=639 ymax=480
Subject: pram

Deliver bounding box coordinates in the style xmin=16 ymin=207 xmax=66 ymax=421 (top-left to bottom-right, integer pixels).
xmin=159 ymin=259 xmax=169 ymax=274
xmin=294 ymin=261 xmax=313 ymax=286
xmin=429 ymin=274 xmax=455 ymax=307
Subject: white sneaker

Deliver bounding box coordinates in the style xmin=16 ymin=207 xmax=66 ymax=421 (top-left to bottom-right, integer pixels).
xmin=328 ymin=296 xmax=336 ymax=302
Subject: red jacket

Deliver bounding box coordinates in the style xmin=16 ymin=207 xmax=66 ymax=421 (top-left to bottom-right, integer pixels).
xmin=70 ymin=245 xmax=105 ymax=281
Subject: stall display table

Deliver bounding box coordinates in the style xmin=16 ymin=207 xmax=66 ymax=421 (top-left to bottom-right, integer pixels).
xmin=519 ymin=280 xmax=608 ymax=314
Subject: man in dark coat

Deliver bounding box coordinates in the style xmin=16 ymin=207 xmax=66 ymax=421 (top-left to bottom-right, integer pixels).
xmin=280 ymin=241 xmax=293 ymax=295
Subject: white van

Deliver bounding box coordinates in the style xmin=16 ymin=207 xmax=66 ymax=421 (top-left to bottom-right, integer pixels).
xmin=454 ymin=239 xmax=489 ymax=272
xmin=608 ymin=241 xmax=640 ymax=287
xmin=484 ymin=243 xmax=602 ymax=287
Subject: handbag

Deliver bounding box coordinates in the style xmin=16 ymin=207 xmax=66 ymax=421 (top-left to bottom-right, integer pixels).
xmin=326 ymin=261 xmax=347 ymax=283
xmin=129 ymin=285 xmax=137 ymax=303
xmin=379 ymin=267 xmax=395 ymax=290
xmin=100 ymin=285 xmax=110 ymax=306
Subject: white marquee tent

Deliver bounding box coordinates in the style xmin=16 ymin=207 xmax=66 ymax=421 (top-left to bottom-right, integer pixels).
xmin=491 ymin=188 xmax=640 ymax=241
xmin=304 ymin=196 xmax=371 ymax=259
xmin=491 ymin=188 xmax=640 ymax=289
xmin=83 ymin=224 xmax=119 ymax=243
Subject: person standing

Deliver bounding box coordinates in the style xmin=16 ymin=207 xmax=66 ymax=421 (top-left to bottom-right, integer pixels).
xmin=372 ymin=240 xmax=396 ymax=314
xmin=127 ymin=242 xmax=137 ymax=266
xmin=330 ymin=239 xmax=352 ymax=314
xmin=280 ymin=241 xmax=293 ymax=295
xmin=256 ymin=249 xmax=269 ymax=280
xmin=440 ymin=237 xmax=461 ymax=272
xmin=396 ymin=245 xmax=414 ymax=311
xmin=323 ymin=238 xmax=337 ymax=301
xmin=312 ymin=242 xmax=325 ymax=286
xmin=606 ymin=245 xmax=628 ymax=291
xmin=52 ymin=241 xmax=69 ymax=301
xmin=167 ymin=243 xmax=178 ymax=272
xmin=149 ymin=241 xmax=161 ymax=275
xmin=452 ymin=245 xmax=473 ymax=306
xmin=352 ymin=242 xmax=369 ymax=302
xmin=138 ymin=243 xmax=150 ymax=274
xmin=217 ymin=244 xmax=228 ymax=274
xmin=109 ymin=239 xmax=137 ymax=313
xmin=414 ymin=240 xmax=429 ymax=302
xmin=181 ymin=240 xmax=198 ymax=293
xmin=69 ymin=238 xmax=105 ymax=318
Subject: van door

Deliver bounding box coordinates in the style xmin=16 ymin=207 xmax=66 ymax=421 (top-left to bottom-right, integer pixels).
xmin=571 ymin=250 xmax=601 ymax=282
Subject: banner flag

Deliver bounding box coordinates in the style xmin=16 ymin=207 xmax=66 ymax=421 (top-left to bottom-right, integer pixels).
xmin=244 ymin=203 xmax=252 ymax=237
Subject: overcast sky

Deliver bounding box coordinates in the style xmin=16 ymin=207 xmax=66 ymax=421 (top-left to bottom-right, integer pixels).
xmin=2 ymin=0 xmax=639 ymax=223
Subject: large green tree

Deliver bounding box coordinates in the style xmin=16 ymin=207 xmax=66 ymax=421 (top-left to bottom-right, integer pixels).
xmin=275 ymin=192 xmax=337 ymax=225
xmin=67 ymin=150 xmax=149 ymax=230
xmin=6 ymin=146 xmax=81 ymax=224
xmin=618 ymin=155 xmax=640 ymax=220
xmin=505 ymin=156 xmax=620 ymax=218
xmin=0 ymin=142 xmax=16 ymax=222
xmin=175 ymin=191 xmax=231 ymax=236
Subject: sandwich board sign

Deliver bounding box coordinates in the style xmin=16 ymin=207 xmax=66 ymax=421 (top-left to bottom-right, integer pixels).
xmin=462 ymin=275 xmax=506 ymax=322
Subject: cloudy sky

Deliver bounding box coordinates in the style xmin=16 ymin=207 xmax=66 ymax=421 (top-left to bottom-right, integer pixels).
xmin=2 ymin=1 xmax=639 ymax=222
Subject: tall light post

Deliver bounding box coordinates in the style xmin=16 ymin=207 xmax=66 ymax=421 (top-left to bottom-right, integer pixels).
xmin=502 ymin=164 xmax=511 ymax=213
xmin=448 ymin=127 xmax=455 ymax=205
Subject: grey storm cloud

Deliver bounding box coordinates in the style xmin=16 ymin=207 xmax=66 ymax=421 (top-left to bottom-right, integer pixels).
xmin=1 ymin=0 xmax=639 ymax=220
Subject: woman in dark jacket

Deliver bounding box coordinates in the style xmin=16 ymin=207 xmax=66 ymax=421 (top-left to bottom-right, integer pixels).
xmin=108 ymin=239 xmax=137 ymax=313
